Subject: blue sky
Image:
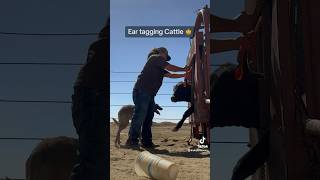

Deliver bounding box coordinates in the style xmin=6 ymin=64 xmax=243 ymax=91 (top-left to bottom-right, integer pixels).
xmin=110 ymin=0 xmax=210 ymax=122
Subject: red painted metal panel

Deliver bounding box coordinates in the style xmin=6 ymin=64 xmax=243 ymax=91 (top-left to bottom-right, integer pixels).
xmin=185 ymin=6 xmax=210 ymax=143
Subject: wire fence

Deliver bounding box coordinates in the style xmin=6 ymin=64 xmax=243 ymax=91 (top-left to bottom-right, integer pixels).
xmin=0 ymin=62 xmax=181 ymax=84
xmin=111 ymin=93 xmax=172 ymax=95
xmin=111 ymin=104 xmax=187 ymax=107
xmin=0 ymin=26 xmax=246 ymax=180
xmin=0 ymin=61 xmax=224 ymax=68
xmin=110 ymin=80 xmax=179 ymax=84
xmin=111 ymin=117 xmax=182 ymax=121
xmin=0 ymin=62 xmax=83 ymax=66
xmin=0 ymin=99 xmax=187 ymax=107
xmin=0 ymin=34 xmax=245 ymax=146
xmin=0 ymin=138 xmax=45 ymax=141
xmin=0 ymin=32 xmax=99 ymax=36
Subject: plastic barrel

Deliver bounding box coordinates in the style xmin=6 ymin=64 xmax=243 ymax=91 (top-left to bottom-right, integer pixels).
xmin=135 ymin=151 xmax=179 ymax=180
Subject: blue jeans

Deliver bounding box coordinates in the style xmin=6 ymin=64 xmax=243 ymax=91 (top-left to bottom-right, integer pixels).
xmin=70 ymin=87 xmax=108 ymax=180
xmin=128 ymin=89 xmax=155 ymax=145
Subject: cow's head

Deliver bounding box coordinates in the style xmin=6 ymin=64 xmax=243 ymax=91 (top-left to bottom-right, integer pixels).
xmin=171 ymin=82 xmax=192 ymax=103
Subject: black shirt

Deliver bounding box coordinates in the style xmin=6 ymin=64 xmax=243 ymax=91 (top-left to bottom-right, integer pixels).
xmin=74 ymin=38 xmax=108 ymax=91
xmin=134 ymin=55 xmax=169 ymax=96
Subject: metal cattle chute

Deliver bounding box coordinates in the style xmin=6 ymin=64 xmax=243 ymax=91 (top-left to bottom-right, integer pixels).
xmin=185 ymin=6 xmax=210 ymax=146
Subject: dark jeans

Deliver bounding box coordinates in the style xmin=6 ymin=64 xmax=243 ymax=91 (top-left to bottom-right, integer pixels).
xmin=70 ymin=87 xmax=108 ymax=180
xmin=128 ymin=89 xmax=155 ymax=145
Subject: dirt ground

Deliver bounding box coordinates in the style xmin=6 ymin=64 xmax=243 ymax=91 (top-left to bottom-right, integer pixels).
xmin=110 ymin=122 xmax=210 ymax=180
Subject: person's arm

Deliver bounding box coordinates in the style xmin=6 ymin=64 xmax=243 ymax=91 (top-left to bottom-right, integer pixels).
xmin=165 ymin=64 xmax=186 ymax=72
xmin=164 ymin=72 xmax=185 ymax=78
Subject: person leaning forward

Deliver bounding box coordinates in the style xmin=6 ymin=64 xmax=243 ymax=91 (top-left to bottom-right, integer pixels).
xmin=125 ymin=47 xmax=190 ymax=149
xmin=70 ymin=20 xmax=109 ymax=180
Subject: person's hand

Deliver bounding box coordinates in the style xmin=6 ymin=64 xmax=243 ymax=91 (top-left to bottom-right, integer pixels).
xmin=185 ymin=69 xmax=192 ymax=80
xmin=184 ymin=64 xmax=191 ymax=71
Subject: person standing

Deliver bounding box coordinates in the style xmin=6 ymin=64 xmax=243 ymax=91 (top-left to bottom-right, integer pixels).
xmin=70 ymin=20 xmax=109 ymax=180
xmin=125 ymin=47 xmax=190 ymax=149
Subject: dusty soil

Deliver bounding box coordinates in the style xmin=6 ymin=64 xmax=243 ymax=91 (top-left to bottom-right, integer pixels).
xmin=110 ymin=122 xmax=210 ymax=180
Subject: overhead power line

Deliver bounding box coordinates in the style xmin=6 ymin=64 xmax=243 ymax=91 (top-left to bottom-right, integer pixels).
xmin=0 ymin=62 xmax=83 ymax=66
xmin=0 ymin=61 xmax=222 ymax=70
xmin=111 ymin=104 xmax=187 ymax=107
xmin=0 ymin=137 xmax=44 ymax=141
xmin=0 ymin=63 xmax=180 ymax=83
xmin=110 ymin=81 xmax=179 ymax=84
xmin=0 ymin=99 xmax=187 ymax=107
xmin=0 ymin=99 xmax=71 ymax=104
xmin=0 ymin=62 xmax=188 ymax=78
xmin=112 ymin=117 xmax=181 ymax=121
xmin=0 ymin=32 xmax=99 ymax=36
xmin=111 ymin=93 xmax=172 ymax=95
xmin=0 ymin=62 xmax=196 ymax=75
xmin=111 ymin=71 xmax=140 ymax=74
